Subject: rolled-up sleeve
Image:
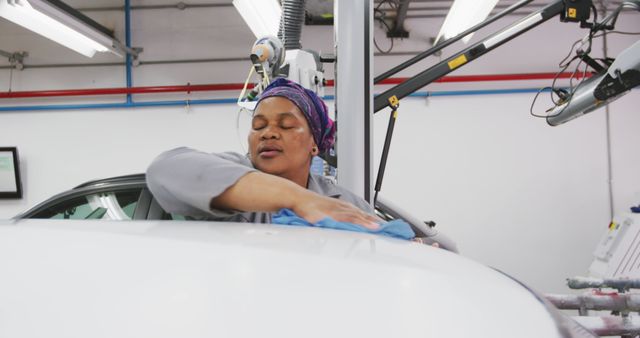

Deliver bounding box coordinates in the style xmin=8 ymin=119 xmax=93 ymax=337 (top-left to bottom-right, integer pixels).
xmin=146 ymin=147 xmax=256 ymax=218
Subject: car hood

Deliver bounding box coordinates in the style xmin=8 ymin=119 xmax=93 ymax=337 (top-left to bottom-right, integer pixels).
xmin=0 ymin=219 xmax=561 ymax=338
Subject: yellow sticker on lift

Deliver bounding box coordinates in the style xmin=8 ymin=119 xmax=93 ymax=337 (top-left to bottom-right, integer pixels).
xmin=568 ymin=8 xmax=577 ymax=18
xmin=448 ymin=54 xmax=468 ymax=70
xmin=609 ymin=222 xmax=618 ymax=231
xmin=388 ymin=95 xmax=399 ymax=107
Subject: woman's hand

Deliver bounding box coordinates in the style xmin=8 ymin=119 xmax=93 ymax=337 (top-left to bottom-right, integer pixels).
xmin=292 ymin=190 xmax=381 ymax=230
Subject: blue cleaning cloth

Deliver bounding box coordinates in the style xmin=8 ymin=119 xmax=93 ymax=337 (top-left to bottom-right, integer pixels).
xmin=272 ymin=208 xmax=415 ymax=240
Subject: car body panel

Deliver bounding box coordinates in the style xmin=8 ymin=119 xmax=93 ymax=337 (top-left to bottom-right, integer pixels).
xmin=0 ymin=218 xmax=561 ymax=338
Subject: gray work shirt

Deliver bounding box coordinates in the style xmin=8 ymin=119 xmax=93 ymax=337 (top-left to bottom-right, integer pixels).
xmin=146 ymin=147 xmax=374 ymax=222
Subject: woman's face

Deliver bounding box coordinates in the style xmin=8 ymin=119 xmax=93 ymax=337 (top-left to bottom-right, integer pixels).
xmin=248 ymin=96 xmax=318 ymax=180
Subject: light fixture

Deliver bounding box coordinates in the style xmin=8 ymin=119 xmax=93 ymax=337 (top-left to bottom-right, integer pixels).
xmin=435 ymin=0 xmax=500 ymax=45
xmin=0 ymin=0 xmax=121 ymax=58
xmin=232 ymin=0 xmax=281 ymax=38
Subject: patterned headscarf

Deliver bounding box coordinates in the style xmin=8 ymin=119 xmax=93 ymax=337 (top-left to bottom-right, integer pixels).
xmin=256 ymin=78 xmax=336 ymax=153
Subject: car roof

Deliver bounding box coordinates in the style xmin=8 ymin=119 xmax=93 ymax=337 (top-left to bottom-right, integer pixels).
xmin=73 ymin=173 xmax=146 ymax=189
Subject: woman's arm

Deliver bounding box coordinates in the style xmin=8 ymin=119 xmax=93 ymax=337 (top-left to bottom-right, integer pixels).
xmin=212 ymin=171 xmax=380 ymax=229
xmin=147 ymin=147 xmax=379 ymax=228
xmin=146 ymin=148 xmax=256 ymax=218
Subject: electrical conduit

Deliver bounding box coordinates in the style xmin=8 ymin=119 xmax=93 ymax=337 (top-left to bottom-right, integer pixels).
xmin=125 ymin=0 xmax=133 ymax=104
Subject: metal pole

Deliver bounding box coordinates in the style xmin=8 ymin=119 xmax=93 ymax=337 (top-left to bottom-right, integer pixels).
xmin=599 ymin=0 xmax=615 ymax=219
xmin=546 ymin=293 xmax=640 ymax=312
xmin=125 ymin=0 xmax=133 ymax=104
xmin=335 ymin=0 xmax=374 ymax=202
xmin=568 ymin=276 xmax=640 ymax=291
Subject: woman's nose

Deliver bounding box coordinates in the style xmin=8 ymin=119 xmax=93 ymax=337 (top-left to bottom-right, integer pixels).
xmin=260 ymin=126 xmax=280 ymax=139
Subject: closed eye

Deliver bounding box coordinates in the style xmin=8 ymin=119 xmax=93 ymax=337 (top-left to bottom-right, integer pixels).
xmin=251 ymin=118 xmax=267 ymax=130
xmin=279 ymin=116 xmax=299 ymax=129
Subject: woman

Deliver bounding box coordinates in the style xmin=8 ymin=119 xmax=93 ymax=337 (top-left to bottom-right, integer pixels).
xmin=147 ymin=78 xmax=380 ymax=229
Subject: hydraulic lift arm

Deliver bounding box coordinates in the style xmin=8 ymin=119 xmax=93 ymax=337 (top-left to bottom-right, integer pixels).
xmin=373 ymin=0 xmax=592 ymax=113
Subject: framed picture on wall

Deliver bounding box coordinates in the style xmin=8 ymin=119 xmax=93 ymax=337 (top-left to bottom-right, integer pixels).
xmin=0 ymin=147 xmax=23 ymax=199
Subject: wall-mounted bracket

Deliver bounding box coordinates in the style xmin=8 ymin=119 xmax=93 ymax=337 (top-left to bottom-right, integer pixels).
xmin=0 ymin=50 xmax=29 ymax=71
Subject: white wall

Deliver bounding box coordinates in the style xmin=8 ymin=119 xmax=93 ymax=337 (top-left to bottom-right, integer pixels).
xmin=0 ymin=3 xmax=639 ymax=294
xmin=373 ymin=93 xmax=632 ymax=294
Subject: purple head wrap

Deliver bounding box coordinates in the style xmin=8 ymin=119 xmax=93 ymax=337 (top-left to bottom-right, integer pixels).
xmin=256 ymin=78 xmax=336 ymax=153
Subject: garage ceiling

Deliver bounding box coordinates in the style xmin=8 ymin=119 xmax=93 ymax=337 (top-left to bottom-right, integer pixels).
xmin=0 ymin=1 xmax=633 ymax=73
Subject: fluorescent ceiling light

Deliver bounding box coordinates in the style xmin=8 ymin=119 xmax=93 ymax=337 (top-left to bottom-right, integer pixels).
xmin=435 ymin=0 xmax=500 ymax=45
xmin=233 ymin=0 xmax=281 ymax=38
xmin=0 ymin=0 xmax=120 ymax=58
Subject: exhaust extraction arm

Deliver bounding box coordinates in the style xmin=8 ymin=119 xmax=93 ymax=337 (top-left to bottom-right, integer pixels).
xmin=278 ymin=0 xmax=306 ymax=50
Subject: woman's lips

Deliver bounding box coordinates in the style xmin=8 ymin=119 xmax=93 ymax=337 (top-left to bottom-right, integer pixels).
xmin=259 ymin=150 xmax=281 ymax=158
xmin=258 ymin=145 xmax=282 ymax=159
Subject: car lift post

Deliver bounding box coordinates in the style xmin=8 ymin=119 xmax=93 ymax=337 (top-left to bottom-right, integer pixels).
xmin=334 ymin=0 xmax=374 ymax=203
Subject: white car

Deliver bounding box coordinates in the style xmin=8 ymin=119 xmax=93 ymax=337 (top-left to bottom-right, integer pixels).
xmin=0 ymin=175 xmax=594 ymax=338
